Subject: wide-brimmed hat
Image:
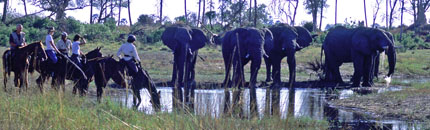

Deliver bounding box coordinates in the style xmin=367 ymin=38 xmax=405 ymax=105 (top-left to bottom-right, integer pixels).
xmin=47 ymin=27 xmax=55 ymax=32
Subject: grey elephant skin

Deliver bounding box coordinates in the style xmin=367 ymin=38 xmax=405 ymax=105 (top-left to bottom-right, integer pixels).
xmin=161 ymin=25 xmax=207 ymax=87
xmin=264 ymin=24 xmax=314 ymax=87
xmin=222 ymin=27 xmax=269 ymax=88
xmin=322 ymin=26 xmax=396 ymax=87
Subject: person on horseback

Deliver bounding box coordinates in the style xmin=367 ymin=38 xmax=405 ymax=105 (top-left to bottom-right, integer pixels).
xmin=9 ymin=24 xmax=27 ymax=57
xmin=71 ymin=34 xmax=86 ymax=68
xmin=57 ymin=32 xmax=72 ymax=56
xmin=117 ymin=34 xmax=141 ymax=77
xmin=45 ymin=27 xmax=61 ymax=64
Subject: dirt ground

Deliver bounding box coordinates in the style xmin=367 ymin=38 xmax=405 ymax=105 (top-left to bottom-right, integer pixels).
xmin=332 ymin=85 xmax=430 ymax=121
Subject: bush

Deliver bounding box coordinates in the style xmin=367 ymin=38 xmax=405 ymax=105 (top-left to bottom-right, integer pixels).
xmin=394 ymin=31 xmax=430 ymax=51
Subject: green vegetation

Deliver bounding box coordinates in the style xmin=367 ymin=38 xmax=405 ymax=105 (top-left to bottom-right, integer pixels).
xmin=0 ymin=90 xmax=328 ymax=129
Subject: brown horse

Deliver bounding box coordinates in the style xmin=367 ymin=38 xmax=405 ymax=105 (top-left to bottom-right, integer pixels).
xmin=2 ymin=41 xmax=47 ymax=92
xmin=33 ymin=47 xmax=103 ymax=93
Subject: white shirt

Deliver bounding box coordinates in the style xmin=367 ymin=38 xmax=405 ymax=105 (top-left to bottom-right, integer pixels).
xmin=45 ymin=34 xmax=54 ymax=50
xmin=57 ymin=39 xmax=72 ymax=53
xmin=72 ymin=41 xmax=81 ymax=55
xmin=116 ymin=42 xmax=140 ymax=61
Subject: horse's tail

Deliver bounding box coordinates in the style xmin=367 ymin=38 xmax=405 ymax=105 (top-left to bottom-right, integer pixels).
xmin=2 ymin=50 xmax=10 ymax=76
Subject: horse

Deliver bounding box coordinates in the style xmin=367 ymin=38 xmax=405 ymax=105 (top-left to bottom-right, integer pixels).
xmin=85 ymin=56 xmax=160 ymax=110
xmin=33 ymin=47 xmax=103 ymax=93
xmin=2 ymin=41 xmax=48 ymax=92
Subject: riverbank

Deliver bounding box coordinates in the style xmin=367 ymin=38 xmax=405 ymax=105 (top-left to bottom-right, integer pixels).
xmin=332 ymin=82 xmax=430 ymax=121
xmin=0 ymin=90 xmax=328 ymax=129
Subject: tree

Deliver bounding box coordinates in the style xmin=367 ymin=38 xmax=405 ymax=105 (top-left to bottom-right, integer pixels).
xmin=388 ymin=0 xmax=398 ymax=29
xmin=2 ymin=0 xmax=7 ymax=23
xmin=319 ymin=0 xmax=326 ymax=30
xmin=409 ymin=0 xmax=430 ymax=26
xmin=184 ymin=0 xmax=188 ymax=24
xmin=90 ymin=0 xmax=93 ymax=24
xmin=270 ymin=0 xmax=299 ymax=25
xmin=205 ymin=11 xmax=216 ymax=29
xmin=22 ymin=0 xmax=28 ymax=16
xmin=159 ymin=0 xmax=163 ymax=23
xmin=249 ymin=0 xmax=252 ymax=22
xmin=201 ymin=0 xmax=205 ymax=27
xmin=335 ymin=0 xmax=337 ymax=24
xmin=364 ymin=0 xmax=368 ymax=27
xmin=137 ymin=14 xmax=155 ymax=25
xmin=304 ymin=0 xmax=327 ymax=31
xmin=197 ymin=0 xmax=201 ymax=26
xmin=254 ymin=0 xmax=257 ymax=27
xmin=118 ymin=0 xmax=121 ymax=25
xmin=400 ymin=0 xmax=404 ymax=40
xmin=372 ymin=0 xmax=382 ymax=28
xmin=127 ymin=0 xmax=131 ymax=26
xmin=30 ymin=0 xmax=88 ymax=21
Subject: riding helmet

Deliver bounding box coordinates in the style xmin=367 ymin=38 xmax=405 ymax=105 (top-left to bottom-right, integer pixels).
xmin=127 ymin=34 xmax=136 ymax=43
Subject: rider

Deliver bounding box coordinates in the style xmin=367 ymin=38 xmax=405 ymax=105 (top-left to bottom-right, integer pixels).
xmin=117 ymin=34 xmax=141 ymax=76
xmin=9 ymin=24 xmax=27 ymax=55
xmin=45 ymin=27 xmax=61 ymax=64
xmin=71 ymin=34 xmax=86 ymax=68
xmin=57 ymin=32 xmax=72 ymax=56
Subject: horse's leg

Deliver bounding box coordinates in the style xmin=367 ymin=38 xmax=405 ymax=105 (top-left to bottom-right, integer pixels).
xmin=132 ymin=88 xmax=142 ymax=108
xmin=24 ymin=67 xmax=29 ymax=91
xmin=4 ymin=72 xmax=8 ymax=92
xmin=97 ymin=86 xmax=103 ymax=103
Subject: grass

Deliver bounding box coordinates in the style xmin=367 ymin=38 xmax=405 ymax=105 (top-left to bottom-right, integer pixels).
xmin=0 ymin=90 xmax=329 ymax=129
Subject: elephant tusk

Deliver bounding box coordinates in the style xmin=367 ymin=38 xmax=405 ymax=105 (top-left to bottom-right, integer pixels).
xmin=245 ymin=54 xmax=250 ymax=59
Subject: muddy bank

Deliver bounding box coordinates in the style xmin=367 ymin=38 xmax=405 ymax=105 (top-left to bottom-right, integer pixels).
xmin=332 ymin=86 xmax=430 ymax=121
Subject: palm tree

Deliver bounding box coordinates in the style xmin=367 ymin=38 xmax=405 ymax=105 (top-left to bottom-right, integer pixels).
xmin=197 ymin=0 xmax=201 ymax=26
xmin=23 ymin=0 xmax=27 ymax=16
xmin=128 ymin=0 xmax=132 ymax=26
xmin=201 ymin=0 xmax=206 ymax=27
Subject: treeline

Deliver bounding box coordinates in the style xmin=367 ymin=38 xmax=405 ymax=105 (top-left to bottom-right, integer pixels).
xmin=0 ymin=0 xmax=430 ymax=50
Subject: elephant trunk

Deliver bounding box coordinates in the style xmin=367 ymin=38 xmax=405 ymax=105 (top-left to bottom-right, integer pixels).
xmin=386 ymin=44 xmax=396 ymax=77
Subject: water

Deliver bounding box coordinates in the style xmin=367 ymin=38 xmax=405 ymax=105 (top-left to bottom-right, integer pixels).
xmin=109 ymin=86 xmax=428 ymax=129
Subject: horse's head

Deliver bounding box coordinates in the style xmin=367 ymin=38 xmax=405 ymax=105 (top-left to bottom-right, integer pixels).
xmin=36 ymin=41 xmax=48 ymax=60
xmin=85 ymin=47 xmax=103 ymax=59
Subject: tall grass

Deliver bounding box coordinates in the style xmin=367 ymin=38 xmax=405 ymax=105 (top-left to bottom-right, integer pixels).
xmin=0 ymin=90 xmax=328 ymax=129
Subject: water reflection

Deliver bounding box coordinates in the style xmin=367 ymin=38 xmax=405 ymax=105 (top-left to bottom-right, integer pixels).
xmin=109 ymin=87 xmax=427 ymax=129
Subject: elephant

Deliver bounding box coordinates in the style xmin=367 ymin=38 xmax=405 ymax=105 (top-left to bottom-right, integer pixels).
xmin=161 ymin=25 xmax=207 ymax=87
xmin=322 ymin=26 xmax=396 ymax=87
xmin=222 ymin=27 xmax=271 ymax=88
xmin=263 ymin=24 xmax=314 ymax=87
xmin=372 ymin=31 xmax=396 ymax=82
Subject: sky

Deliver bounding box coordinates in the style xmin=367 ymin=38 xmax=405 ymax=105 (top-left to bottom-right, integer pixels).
xmin=1 ymin=0 xmax=429 ymax=29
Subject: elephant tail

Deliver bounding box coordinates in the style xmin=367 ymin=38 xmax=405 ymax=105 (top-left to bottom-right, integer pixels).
xmin=320 ymin=45 xmax=324 ymax=68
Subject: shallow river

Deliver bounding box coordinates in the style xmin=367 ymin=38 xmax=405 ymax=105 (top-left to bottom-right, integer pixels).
xmin=106 ymin=85 xmax=428 ymax=130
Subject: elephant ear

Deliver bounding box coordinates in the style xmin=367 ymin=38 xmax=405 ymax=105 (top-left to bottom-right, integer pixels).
xmin=161 ymin=27 xmax=179 ymax=51
xmin=189 ymin=28 xmax=207 ymax=51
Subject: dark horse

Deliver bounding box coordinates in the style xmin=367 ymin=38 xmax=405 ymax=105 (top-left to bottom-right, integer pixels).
xmin=3 ymin=41 xmax=47 ymax=92
xmin=33 ymin=47 xmax=102 ymax=93
xmin=86 ymin=56 xmax=160 ymax=110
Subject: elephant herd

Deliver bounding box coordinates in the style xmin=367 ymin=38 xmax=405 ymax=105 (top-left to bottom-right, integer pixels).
xmin=161 ymin=24 xmax=396 ymax=88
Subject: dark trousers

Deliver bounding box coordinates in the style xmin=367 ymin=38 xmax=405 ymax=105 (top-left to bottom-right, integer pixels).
xmin=121 ymin=59 xmax=138 ymax=76
xmin=71 ymin=54 xmax=82 ymax=68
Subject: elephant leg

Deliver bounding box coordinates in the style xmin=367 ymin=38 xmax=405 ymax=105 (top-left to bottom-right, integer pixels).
xmin=372 ymin=53 xmax=380 ymax=81
xmin=249 ymin=53 xmax=261 ymax=87
xmin=176 ymin=52 xmax=186 ymax=87
xmin=171 ymin=54 xmax=178 ymax=85
xmin=222 ymin=52 xmax=232 ymax=88
xmin=333 ymin=62 xmax=344 ymax=83
xmin=362 ymin=56 xmax=374 ymax=87
xmin=232 ymin=55 xmax=242 ymax=88
xmin=272 ymin=59 xmax=282 ymax=86
xmin=189 ymin=51 xmax=198 ymax=82
xmin=264 ymin=57 xmax=273 ymax=82
xmin=352 ymin=54 xmax=365 ymax=87
xmin=287 ymin=53 xmax=296 ymax=88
